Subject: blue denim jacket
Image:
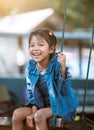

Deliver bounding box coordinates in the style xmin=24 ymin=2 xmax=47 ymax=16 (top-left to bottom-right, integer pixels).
xmin=25 ymin=53 xmax=78 ymax=117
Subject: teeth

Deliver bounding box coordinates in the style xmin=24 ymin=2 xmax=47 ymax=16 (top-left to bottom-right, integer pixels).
xmin=34 ymin=54 xmax=39 ymax=56
xmin=33 ymin=53 xmax=40 ymax=56
xmin=32 ymin=52 xmax=41 ymax=56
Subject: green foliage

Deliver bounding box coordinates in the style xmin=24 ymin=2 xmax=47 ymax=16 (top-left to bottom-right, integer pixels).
xmin=0 ymin=0 xmax=94 ymax=28
xmin=51 ymin=0 xmax=94 ymax=28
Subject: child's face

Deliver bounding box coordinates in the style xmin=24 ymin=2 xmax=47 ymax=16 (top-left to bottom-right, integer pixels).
xmin=29 ymin=35 xmax=54 ymax=63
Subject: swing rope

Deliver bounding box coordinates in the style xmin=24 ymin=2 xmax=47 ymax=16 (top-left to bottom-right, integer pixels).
xmin=61 ymin=0 xmax=68 ymax=52
xmin=52 ymin=0 xmax=68 ymax=128
xmin=81 ymin=26 xmax=94 ymax=123
xmin=57 ymin=0 xmax=68 ymax=116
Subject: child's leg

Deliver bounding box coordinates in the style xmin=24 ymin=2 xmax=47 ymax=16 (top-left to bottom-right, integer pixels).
xmin=34 ymin=107 xmax=52 ymax=130
xmin=12 ymin=107 xmax=32 ymax=130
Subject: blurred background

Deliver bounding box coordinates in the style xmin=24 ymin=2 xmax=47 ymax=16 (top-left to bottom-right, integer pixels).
xmin=0 ymin=0 xmax=94 ymax=78
xmin=0 ymin=0 xmax=94 ymax=122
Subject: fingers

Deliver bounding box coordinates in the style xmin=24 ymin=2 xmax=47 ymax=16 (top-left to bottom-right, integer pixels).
xmin=26 ymin=115 xmax=34 ymax=128
xmin=58 ymin=52 xmax=66 ymax=60
xmin=58 ymin=52 xmax=66 ymax=67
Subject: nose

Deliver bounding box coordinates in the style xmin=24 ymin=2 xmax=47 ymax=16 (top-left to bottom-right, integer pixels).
xmin=33 ymin=44 xmax=39 ymax=50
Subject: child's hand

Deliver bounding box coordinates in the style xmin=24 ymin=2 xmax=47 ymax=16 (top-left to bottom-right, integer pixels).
xmin=58 ymin=52 xmax=66 ymax=79
xmin=58 ymin=52 xmax=66 ymax=68
xmin=26 ymin=114 xmax=34 ymax=128
xmin=26 ymin=106 xmax=38 ymax=128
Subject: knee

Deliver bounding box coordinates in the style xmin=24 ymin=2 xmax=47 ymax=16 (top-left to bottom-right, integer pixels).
xmin=34 ymin=109 xmax=45 ymax=125
xmin=12 ymin=109 xmax=21 ymax=123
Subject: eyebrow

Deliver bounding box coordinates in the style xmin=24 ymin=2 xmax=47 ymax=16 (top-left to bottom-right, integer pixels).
xmin=30 ymin=41 xmax=45 ymax=44
xmin=30 ymin=42 xmax=35 ymax=44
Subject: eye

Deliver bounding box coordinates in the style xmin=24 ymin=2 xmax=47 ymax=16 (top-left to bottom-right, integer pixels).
xmin=30 ymin=43 xmax=34 ymax=47
xmin=39 ymin=43 xmax=44 ymax=46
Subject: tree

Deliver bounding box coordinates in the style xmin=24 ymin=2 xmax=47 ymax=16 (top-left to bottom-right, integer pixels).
xmin=51 ymin=0 xmax=94 ymax=28
xmin=0 ymin=0 xmax=94 ymax=28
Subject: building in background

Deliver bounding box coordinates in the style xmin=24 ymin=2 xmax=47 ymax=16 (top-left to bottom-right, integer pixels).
xmin=0 ymin=8 xmax=94 ymax=78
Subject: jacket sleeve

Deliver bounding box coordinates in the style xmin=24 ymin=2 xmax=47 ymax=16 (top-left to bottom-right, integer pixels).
xmin=25 ymin=69 xmax=37 ymax=106
xmin=55 ymin=62 xmax=72 ymax=96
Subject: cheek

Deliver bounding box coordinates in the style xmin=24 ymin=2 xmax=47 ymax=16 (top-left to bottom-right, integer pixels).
xmin=29 ymin=48 xmax=32 ymax=55
xmin=29 ymin=47 xmax=33 ymax=52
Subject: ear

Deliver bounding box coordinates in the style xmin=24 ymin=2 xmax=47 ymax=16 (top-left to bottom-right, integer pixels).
xmin=49 ymin=46 xmax=55 ymax=54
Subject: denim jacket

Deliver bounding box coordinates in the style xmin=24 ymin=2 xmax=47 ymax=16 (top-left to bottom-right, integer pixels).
xmin=25 ymin=53 xmax=78 ymax=117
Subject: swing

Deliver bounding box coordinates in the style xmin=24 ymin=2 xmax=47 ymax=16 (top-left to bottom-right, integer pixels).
xmin=0 ymin=0 xmax=94 ymax=130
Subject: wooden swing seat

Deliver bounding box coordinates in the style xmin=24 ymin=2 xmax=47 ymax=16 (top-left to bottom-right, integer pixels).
xmin=0 ymin=116 xmax=93 ymax=130
xmin=0 ymin=116 xmax=66 ymax=130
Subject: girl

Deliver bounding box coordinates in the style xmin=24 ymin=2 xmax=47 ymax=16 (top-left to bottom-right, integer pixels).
xmin=12 ymin=29 xmax=78 ymax=130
